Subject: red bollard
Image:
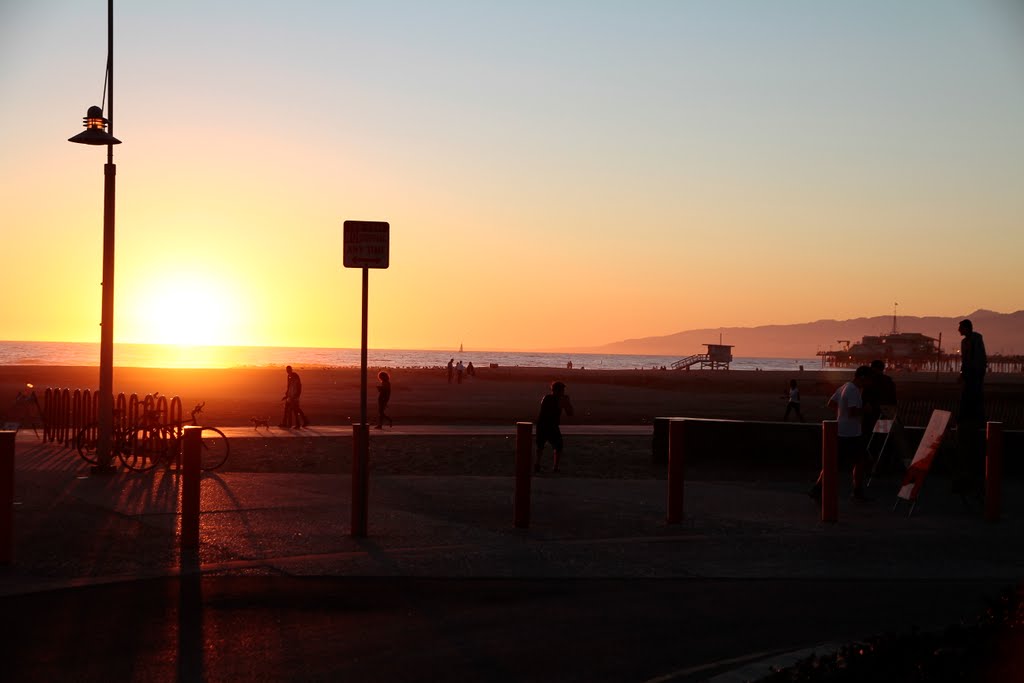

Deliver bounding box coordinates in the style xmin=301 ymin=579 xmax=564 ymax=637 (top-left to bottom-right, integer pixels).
xmin=180 ymin=426 xmax=202 ymax=550
xmin=514 ymin=422 xmax=532 ymax=529
xmin=821 ymin=421 xmax=838 ymax=523
xmin=985 ymin=422 xmax=1003 ymax=522
xmin=351 ymin=423 xmax=370 ymax=537
xmin=1 ymin=431 xmax=14 ymax=564
xmin=666 ymin=419 xmax=685 ymax=524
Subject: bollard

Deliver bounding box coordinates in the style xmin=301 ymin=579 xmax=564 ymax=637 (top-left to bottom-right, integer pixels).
xmin=666 ymin=419 xmax=685 ymax=524
xmin=985 ymin=422 xmax=1003 ymax=523
xmin=351 ymin=423 xmax=370 ymax=537
xmin=651 ymin=417 xmax=670 ymax=464
xmin=1 ymin=431 xmax=14 ymax=564
xmin=180 ymin=426 xmax=202 ymax=550
xmin=514 ymin=422 xmax=532 ymax=528
xmin=821 ymin=421 xmax=838 ymax=523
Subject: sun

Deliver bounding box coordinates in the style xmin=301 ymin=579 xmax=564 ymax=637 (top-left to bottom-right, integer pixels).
xmin=123 ymin=271 xmax=242 ymax=346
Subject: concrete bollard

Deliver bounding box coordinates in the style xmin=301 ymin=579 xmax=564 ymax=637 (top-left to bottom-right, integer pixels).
xmin=514 ymin=422 xmax=532 ymax=529
xmin=351 ymin=423 xmax=370 ymax=537
xmin=181 ymin=426 xmax=202 ymax=550
xmin=666 ymin=419 xmax=685 ymax=524
xmin=821 ymin=421 xmax=838 ymax=523
xmin=1 ymin=431 xmax=14 ymax=564
xmin=985 ymin=422 xmax=1003 ymax=522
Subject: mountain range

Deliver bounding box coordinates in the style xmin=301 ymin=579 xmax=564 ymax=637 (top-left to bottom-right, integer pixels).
xmin=594 ymin=309 xmax=1024 ymax=359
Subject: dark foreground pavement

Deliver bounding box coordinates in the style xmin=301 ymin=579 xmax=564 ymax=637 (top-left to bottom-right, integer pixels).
xmin=4 ymin=431 xmax=1024 ymax=681
xmin=2 ymin=576 xmax=1013 ymax=682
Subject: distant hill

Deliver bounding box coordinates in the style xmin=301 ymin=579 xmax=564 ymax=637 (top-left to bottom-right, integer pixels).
xmin=594 ymin=309 xmax=1024 ymax=359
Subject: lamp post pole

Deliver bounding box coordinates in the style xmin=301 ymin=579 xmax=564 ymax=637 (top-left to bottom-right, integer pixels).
xmin=69 ymin=0 xmax=120 ymax=474
xmin=95 ymin=0 xmax=117 ymax=474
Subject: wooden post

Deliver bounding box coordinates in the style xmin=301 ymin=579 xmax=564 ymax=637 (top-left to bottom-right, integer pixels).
xmin=985 ymin=422 xmax=1003 ymax=522
xmin=666 ymin=419 xmax=685 ymax=524
xmin=822 ymin=421 xmax=838 ymax=523
xmin=0 ymin=431 xmax=14 ymax=564
xmin=514 ymin=422 xmax=532 ymax=528
xmin=180 ymin=426 xmax=202 ymax=550
xmin=351 ymin=423 xmax=370 ymax=537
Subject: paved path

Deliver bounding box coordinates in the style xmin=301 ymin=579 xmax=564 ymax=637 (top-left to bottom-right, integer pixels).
xmin=3 ymin=428 xmax=1022 ymax=681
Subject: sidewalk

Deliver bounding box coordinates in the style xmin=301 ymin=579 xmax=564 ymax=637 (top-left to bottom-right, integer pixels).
xmin=4 ymin=428 xmax=1023 ymax=681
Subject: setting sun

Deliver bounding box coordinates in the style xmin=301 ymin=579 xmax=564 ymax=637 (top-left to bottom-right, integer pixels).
xmin=122 ymin=271 xmax=242 ymax=346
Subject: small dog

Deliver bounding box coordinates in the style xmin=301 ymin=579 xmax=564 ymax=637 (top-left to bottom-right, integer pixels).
xmin=250 ymin=416 xmax=270 ymax=431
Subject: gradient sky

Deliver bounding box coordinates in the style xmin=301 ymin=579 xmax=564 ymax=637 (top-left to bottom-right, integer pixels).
xmin=2 ymin=1 xmax=1022 ymax=352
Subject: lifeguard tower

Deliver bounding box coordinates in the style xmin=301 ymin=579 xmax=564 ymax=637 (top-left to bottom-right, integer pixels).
xmin=670 ymin=344 xmax=734 ymax=371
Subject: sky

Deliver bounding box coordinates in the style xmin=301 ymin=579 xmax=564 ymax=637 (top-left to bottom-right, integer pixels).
xmin=2 ymin=1 xmax=1023 ymax=353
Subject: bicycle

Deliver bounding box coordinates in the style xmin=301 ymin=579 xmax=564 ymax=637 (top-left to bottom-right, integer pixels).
xmin=76 ymin=402 xmax=230 ymax=472
xmin=74 ymin=407 xmax=143 ymax=466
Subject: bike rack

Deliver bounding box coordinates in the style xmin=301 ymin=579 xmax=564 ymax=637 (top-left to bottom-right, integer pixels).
xmin=128 ymin=393 xmax=140 ymax=428
xmin=114 ymin=392 xmax=125 ymax=429
xmin=42 ymin=388 xmax=52 ymax=442
xmin=71 ymin=390 xmax=82 ymax=441
xmin=168 ymin=396 xmax=183 ymax=436
xmin=57 ymin=388 xmax=70 ymax=445
xmin=42 ymin=389 xmax=185 ymax=445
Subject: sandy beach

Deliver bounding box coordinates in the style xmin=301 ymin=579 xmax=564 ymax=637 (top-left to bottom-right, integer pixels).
xmin=4 ymin=364 xmax=1021 ymax=476
xmin=4 ymin=363 xmax=1022 ymax=424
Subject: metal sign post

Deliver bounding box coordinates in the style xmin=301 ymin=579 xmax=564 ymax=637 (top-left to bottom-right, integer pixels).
xmin=343 ymin=220 xmax=389 ymax=537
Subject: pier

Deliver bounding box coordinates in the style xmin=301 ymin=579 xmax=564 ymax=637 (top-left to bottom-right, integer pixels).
xmin=817 ymin=351 xmax=1024 ymax=374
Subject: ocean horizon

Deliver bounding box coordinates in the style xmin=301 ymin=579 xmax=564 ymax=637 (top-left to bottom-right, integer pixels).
xmin=0 ymin=340 xmax=817 ymax=372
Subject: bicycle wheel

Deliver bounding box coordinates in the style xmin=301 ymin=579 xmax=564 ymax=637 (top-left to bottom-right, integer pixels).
xmin=74 ymin=423 xmax=99 ymax=465
xmin=199 ymin=427 xmax=229 ymax=471
xmin=120 ymin=426 xmax=166 ymax=471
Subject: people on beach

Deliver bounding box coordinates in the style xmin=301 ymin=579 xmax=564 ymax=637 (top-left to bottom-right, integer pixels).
xmin=535 ymin=380 xmax=574 ymax=473
xmin=954 ymin=318 xmax=987 ymax=496
xmin=447 ymin=358 xmax=454 ymax=384
xmin=456 ymin=360 xmax=464 ymax=384
xmin=466 ymin=361 xmax=475 ymax=378
xmin=279 ymin=365 xmax=308 ymax=429
xmin=810 ymin=365 xmax=870 ymax=501
xmin=782 ymin=379 xmax=803 ymax=422
xmin=376 ymin=371 xmax=392 ymax=429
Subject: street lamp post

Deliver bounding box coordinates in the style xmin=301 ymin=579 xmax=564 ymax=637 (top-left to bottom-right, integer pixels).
xmin=69 ymin=0 xmax=120 ymax=474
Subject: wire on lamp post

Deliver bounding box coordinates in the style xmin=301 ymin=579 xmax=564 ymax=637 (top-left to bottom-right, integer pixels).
xmin=68 ymin=0 xmax=120 ymax=475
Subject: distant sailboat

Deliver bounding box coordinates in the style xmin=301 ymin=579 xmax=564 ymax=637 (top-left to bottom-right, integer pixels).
xmin=459 ymin=342 xmax=463 ymax=353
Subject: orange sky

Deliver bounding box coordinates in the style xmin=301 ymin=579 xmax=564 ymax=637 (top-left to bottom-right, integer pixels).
xmin=2 ymin=2 xmax=1023 ymax=352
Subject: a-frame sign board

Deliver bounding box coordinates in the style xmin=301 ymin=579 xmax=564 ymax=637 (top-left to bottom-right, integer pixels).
xmin=893 ymin=409 xmax=951 ymax=517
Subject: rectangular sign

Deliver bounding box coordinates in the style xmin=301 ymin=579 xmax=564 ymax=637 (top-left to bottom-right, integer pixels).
xmin=343 ymin=220 xmax=390 ymax=269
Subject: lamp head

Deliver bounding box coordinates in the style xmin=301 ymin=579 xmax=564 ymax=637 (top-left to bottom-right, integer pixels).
xmin=68 ymin=105 xmax=121 ymax=145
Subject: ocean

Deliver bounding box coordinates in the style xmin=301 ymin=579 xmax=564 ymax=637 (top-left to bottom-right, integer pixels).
xmin=0 ymin=340 xmax=816 ymax=372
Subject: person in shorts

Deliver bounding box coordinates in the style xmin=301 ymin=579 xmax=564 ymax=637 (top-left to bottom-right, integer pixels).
xmin=535 ymin=381 xmax=574 ymax=473
xmin=810 ymin=365 xmax=870 ymax=501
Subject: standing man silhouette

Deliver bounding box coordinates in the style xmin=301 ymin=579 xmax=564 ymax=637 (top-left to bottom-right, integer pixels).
xmin=954 ymin=318 xmax=987 ymax=496
xmin=279 ymin=365 xmax=308 ymax=429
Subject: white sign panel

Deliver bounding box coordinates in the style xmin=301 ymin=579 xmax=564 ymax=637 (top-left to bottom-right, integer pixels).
xmin=343 ymin=220 xmax=390 ymax=269
xmin=897 ymin=409 xmax=951 ymax=501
